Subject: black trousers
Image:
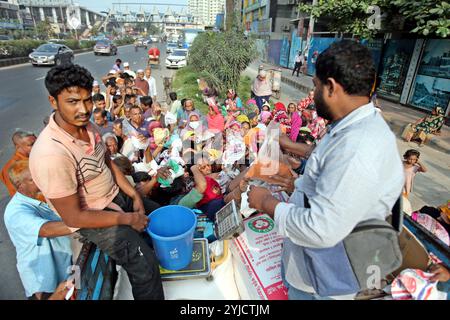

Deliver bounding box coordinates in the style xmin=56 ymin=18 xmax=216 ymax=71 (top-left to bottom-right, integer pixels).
xmin=79 ymin=192 xmax=164 ymax=300
xmin=292 ymin=62 xmax=302 ymax=76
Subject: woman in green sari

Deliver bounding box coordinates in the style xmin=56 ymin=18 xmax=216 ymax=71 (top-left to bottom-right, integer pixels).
xmin=403 ymin=106 xmax=445 ymax=146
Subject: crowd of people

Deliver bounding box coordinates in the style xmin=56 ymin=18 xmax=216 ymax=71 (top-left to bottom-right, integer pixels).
xmin=1 ymin=40 xmax=448 ymax=300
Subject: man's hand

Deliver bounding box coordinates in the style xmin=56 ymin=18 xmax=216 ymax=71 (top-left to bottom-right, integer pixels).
xmin=429 ymin=264 xmax=450 ymax=283
xmin=131 ymin=194 xmax=145 ymax=215
xmin=248 ymin=186 xmax=279 ymax=216
xmin=156 ymin=166 xmax=172 ymax=180
xmin=48 ymin=279 xmax=75 ymax=300
xmin=268 ymin=175 xmax=296 ymax=194
xmin=127 ymin=212 xmax=149 ymax=232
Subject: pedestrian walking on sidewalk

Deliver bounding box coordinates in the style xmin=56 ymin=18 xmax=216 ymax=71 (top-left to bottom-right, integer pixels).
xmin=292 ymin=51 xmax=304 ymax=77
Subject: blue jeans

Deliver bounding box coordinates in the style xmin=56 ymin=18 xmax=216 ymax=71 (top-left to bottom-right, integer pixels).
xmin=254 ymin=95 xmax=271 ymax=111
xmin=281 ymin=262 xmax=332 ymax=300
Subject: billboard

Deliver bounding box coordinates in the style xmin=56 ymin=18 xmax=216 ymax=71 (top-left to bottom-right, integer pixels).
xmin=410 ymin=39 xmax=450 ymax=112
xmin=378 ymin=39 xmax=416 ymax=100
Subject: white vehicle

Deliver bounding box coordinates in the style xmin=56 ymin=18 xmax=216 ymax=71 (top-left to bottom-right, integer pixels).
xmin=166 ymin=49 xmax=188 ymax=69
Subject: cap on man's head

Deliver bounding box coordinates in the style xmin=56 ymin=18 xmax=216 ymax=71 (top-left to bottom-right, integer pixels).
xmin=93 ymin=80 xmax=99 ymax=87
xmin=259 ymin=70 xmax=267 ymax=78
xmin=123 ymin=62 xmax=129 ymax=67
xmin=137 ymin=69 xmax=144 ymax=73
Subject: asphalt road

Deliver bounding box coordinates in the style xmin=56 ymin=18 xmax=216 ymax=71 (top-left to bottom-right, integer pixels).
xmin=0 ymin=43 xmax=176 ymax=299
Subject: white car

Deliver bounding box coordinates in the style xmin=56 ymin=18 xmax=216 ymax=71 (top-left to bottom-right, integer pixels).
xmin=166 ymin=49 xmax=188 ymax=69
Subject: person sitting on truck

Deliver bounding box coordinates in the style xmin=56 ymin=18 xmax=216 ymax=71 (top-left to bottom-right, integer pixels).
xmin=29 ymin=64 xmax=164 ymax=300
xmin=4 ymin=160 xmax=74 ymax=300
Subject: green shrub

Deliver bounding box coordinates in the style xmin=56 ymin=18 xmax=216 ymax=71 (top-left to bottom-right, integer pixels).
xmin=62 ymin=39 xmax=80 ymax=50
xmin=172 ymin=66 xmax=253 ymax=116
xmin=188 ymin=30 xmax=257 ymax=93
xmin=114 ymin=36 xmax=135 ymax=46
xmin=0 ymin=40 xmax=45 ymax=59
xmin=79 ymin=40 xmax=96 ymax=49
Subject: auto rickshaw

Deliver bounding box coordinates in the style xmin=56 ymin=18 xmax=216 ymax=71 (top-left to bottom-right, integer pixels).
xmin=148 ymin=47 xmax=160 ymax=68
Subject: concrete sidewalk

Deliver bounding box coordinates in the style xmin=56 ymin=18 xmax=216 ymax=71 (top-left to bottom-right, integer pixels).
xmin=250 ymin=60 xmax=450 ymax=155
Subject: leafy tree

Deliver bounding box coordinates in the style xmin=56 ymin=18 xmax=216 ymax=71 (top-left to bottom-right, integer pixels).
xmin=393 ymin=0 xmax=450 ymax=38
xmin=298 ymin=0 xmax=450 ymax=39
xmin=188 ymin=30 xmax=257 ymax=93
xmin=36 ymin=19 xmax=54 ymax=39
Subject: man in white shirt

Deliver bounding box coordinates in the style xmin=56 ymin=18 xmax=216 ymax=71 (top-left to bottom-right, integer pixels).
xmin=292 ymin=50 xmax=304 ymax=77
xmin=123 ymin=62 xmax=136 ymax=79
xmin=248 ymin=40 xmax=404 ymax=300
xmin=144 ymin=67 xmax=157 ymax=103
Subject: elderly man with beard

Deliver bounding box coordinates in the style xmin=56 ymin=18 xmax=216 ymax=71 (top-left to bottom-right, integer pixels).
xmin=248 ymin=40 xmax=404 ymax=300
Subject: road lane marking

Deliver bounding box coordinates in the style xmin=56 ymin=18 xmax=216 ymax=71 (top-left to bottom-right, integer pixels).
xmin=96 ymin=59 xmax=101 ymax=62
xmin=35 ymin=76 xmax=45 ymax=80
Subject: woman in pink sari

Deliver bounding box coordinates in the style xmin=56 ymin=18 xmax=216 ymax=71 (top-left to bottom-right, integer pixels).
xmin=206 ymin=98 xmax=225 ymax=133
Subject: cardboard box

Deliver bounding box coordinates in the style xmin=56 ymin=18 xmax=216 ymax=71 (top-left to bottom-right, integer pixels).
xmin=230 ymin=214 xmax=288 ymax=300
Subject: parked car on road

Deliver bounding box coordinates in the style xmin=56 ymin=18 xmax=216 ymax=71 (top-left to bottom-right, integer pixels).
xmin=166 ymin=49 xmax=189 ymax=69
xmin=94 ymin=39 xmax=117 ymax=56
xmin=29 ymin=43 xmax=74 ymax=66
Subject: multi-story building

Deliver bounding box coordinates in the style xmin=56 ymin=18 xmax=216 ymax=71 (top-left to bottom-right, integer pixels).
xmin=188 ymin=0 xmax=225 ymax=27
xmin=0 ymin=0 xmax=23 ymax=31
xmin=16 ymin=0 xmax=104 ymax=32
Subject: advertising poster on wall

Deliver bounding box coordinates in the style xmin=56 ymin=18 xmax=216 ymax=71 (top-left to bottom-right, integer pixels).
xmin=410 ymin=75 xmax=450 ymax=112
xmin=410 ymin=39 xmax=450 ymax=112
xmin=378 ymin=39 xmax=416 ymax=100
xmin=361 ymin=39 xmax=383 ymax=71
xmin=288 ymin=31 xmax=302 ymax=69
xmin=306 ymin=37 xmax=339 ymax=76
xmin=279 ymin=36 xmax=290 ymax=68
xmin=417 ymin=39 xmax=450 ymax=79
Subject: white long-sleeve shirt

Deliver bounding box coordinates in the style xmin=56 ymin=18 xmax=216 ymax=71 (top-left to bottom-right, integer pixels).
xmin=145 ymin=76 xmax=157 ymax=98
xmin=274 ymin=102 xmax=404 ymax=297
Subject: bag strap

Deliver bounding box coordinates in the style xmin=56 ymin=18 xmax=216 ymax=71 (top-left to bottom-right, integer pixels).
xmin=391 ymin=196 xmax=403 ymax=233
xmin=303 ymin=193 xmax=403 ymax=232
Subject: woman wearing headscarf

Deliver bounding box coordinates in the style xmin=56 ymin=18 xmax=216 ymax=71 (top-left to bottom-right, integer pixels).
xmin=403 ymin=106 xmax=445 ymax=146
xmin=206 ymin=98 xmax=225 ymax=133
xmin=273 ymin=102 xmax=291 ymax=135
xmin=225 ymin=89 xmax=243 ymax=113
xmin=306 ymin=108 xmax=327 ymax=142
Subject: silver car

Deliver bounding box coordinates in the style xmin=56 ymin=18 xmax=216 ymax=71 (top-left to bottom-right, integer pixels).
xmin=94 ymin=40 xmax=118 ymax=56
xmin=29 ymin=43 xmax=74 ymax=66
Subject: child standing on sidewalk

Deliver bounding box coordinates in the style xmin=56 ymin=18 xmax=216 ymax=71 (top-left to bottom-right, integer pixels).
xmin=403 ymin=149 xmax=427 ymax=198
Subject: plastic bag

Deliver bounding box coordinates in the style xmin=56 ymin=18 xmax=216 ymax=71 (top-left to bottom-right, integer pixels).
xmin=245 ymin=121 xmax=293 ymax=184
xmin=158 ymin=159 xmax=185 ymax=188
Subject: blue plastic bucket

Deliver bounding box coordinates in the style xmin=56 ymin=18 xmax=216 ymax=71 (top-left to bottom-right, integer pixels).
xmin=147 ymin=205 xmax=197 ymax=271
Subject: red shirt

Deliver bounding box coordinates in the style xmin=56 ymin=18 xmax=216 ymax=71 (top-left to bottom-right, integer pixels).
xmin=197 ymin=176 xmax=223 ymax=207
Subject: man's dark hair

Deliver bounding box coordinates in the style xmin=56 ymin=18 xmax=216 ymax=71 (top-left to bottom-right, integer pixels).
xmin=130 ymin=104 xmax=142 ymax=112
xmin=124 ymin=94 xmax=136 ymax=104
xmin=113 ymin=118 xmax=123 ymax=127
xmin=403 ymin=149 xmax=420 ymax=159
xmin=180 ymin=98 xmax=187 ymax=108
xmin=140 ymin=96 xmax=153 ymax=107
xmin=93 ymin=108 xmax=107 ymax=118
xmin=92 ymin=93 xmax=105 ymax=102
xmin=115 ymin=59 xmax=122 ymax=64
xmin=45 ymin=63 xmax=94 ymax=98
xmin=112 ymin=95 xmax=122 ymax=103
xmin=169 ymin=92 xmax=177 ymax=101
xmin=315 ymin=40 xmax=376 ymax=97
